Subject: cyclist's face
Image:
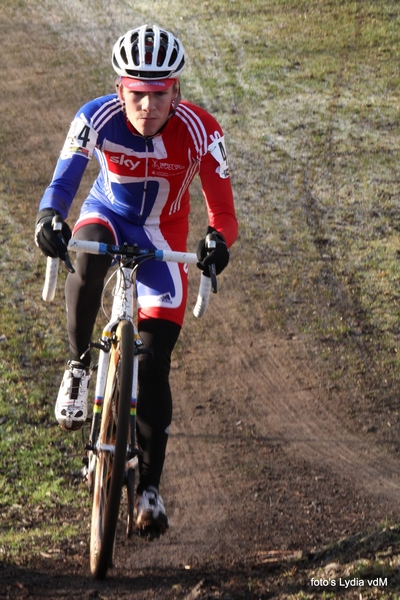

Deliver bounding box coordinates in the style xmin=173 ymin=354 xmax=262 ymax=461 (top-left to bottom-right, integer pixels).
xmin=119 ymin=84 xmax=177 ymax=137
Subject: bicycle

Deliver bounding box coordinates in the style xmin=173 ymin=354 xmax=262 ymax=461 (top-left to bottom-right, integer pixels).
xmin=42 ymin=230 xmax=215 ymax=579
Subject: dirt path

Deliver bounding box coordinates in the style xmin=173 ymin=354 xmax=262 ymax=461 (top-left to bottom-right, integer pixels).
xmin=3 ymin=289 xmax=400 ymax=599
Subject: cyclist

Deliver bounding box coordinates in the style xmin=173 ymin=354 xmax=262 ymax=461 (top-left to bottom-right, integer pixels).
xmin=34 ymin=24 xmax=238 ymax=536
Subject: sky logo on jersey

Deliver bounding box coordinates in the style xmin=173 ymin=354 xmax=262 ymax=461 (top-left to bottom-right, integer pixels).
xmin=109 ymin=154 xmax=141 ymax=171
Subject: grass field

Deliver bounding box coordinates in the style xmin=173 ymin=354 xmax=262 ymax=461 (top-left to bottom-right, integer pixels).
xmin=1 ymin=0 xmax=400 ymax=596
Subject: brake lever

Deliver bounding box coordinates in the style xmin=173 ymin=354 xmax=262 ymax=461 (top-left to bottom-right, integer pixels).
xmin=64 ymin=252 xmax=75 ymax=273
xmin=205 ymin=234 xmax=218 ymax=294
xmin=52 ymin=215 xmax=75 ymax=273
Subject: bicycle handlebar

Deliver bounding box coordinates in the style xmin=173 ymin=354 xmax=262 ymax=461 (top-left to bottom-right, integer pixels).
xmin=42 ymin=256 xmax=60 ymax=302
xmin=42 ymin=240 xmax=213 ymax=318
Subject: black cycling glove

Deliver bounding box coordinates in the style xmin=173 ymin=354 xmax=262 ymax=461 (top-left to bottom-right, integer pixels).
xmin=34 ymin=208 xmax=72 ymax=261
xmin=196 ymin=226 xmax=229 ymax=276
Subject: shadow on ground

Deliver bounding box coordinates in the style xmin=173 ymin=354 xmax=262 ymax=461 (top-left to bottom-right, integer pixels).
xmin=1 ymin=525 xmax=400 ymax=599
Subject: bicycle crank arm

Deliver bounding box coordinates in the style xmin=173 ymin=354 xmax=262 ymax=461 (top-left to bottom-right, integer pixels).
xmin=126 ymin=457 xmax=139 ymax=470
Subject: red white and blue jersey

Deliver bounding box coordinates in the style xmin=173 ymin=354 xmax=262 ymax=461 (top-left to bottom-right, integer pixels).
xmin=39 ymin=94 xmax=238 ymax=324
xmin=40 ymin=94 xmax=237 ymax=247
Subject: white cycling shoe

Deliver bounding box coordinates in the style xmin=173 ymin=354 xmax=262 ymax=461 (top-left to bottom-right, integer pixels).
xmin=135 ymin=486 xmax=170 ymax=536
xmin=55 ymin=361 xmax=90 ymax=431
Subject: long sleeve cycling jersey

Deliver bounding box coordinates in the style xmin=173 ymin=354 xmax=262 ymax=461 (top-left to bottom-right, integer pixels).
xmin=39 ymin=94 xmax=238 ymax=249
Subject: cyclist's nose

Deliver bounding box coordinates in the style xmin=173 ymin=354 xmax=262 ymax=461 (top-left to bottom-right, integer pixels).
xmin=141 ymin=94 xmax=154 ymax=112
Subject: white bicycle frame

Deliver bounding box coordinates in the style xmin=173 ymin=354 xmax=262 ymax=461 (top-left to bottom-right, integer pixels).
xmin=94 ymin=264 xmax=140 ymax=467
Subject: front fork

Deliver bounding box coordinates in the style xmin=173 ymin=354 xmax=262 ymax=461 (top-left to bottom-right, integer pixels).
xmin=81 ymin=336 xmax=111 ymax=492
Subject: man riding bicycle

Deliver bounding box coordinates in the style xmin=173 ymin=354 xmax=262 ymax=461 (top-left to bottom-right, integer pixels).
xmin=34 ymin=24 xmax=238 ymax=536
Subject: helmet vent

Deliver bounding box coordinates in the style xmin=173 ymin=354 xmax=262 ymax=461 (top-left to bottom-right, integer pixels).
xmin=112 ymin=24 xmax=185 ymax=80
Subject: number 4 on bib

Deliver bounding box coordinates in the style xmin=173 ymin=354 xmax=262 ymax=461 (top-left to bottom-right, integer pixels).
xmin=61 ymin=118 xmax=98 ymax=160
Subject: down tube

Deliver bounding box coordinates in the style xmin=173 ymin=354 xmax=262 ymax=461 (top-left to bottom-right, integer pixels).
xmin=93 ymin=347 xmax=111 ymax=417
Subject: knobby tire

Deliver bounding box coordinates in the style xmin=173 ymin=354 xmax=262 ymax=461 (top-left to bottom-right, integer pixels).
xmin=90 ymin=319 xmax=134 ymax=579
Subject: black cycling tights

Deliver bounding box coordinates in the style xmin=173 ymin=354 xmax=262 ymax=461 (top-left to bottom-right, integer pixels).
xmin=65 ymin=223 xmax=181 ymax=492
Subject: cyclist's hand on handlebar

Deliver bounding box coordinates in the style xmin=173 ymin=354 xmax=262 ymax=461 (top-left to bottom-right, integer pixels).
xmin=34 ymin=209 xmax=72 ymax=261
xmin=196 ymin=226 xmax=229 ymax=276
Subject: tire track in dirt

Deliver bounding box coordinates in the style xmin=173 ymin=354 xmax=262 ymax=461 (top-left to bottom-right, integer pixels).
xmin=206 ymin=283 xmax=400 ymax=505
xmin=242 ymin=333 xmax=400 ymax=501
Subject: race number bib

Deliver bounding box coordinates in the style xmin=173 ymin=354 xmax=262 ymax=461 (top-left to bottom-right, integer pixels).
xmin=208 ymin=134 xmax=230 ymax=179
xmin=60 ymin=118 xmax=98 ymax=160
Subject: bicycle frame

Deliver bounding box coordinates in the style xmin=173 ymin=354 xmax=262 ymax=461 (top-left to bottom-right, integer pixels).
xmin=92 ymin=263 xmax=138 ymax=427
xmin=89 ymin=263 xmax=138 ymax=447
xmin=86 ymin=259 xmax=142 ymax=544
xmin=42 ymin=238 xmax=214 ymax=576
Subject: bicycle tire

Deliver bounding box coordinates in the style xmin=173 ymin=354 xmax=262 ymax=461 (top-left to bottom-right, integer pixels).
xmin=90 ymin=319 xmax=134 ymax=579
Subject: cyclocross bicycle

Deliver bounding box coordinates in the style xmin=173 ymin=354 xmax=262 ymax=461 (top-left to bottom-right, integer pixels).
xmin=42 ymin=234 xmax=215 ymax=579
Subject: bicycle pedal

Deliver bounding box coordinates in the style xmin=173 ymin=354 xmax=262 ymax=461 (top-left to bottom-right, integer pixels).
xmin=135 ymin=347 xmax=153 ymax=357
xmin=136 ymin=528 xmax=160 ymax=541
xmin=81 ymin=465 xmax=89 ymax=485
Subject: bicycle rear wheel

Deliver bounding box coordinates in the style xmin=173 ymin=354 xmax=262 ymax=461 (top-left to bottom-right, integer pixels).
xmin=90 ymin=319 xmax=134 ymax=579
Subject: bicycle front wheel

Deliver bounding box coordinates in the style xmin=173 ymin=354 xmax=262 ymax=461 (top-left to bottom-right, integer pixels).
xmin=90 ymin=319 xmax=134 ymax=579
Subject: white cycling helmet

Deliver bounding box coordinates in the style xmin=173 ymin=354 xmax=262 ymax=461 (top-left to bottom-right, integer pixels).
xmin=112 ymin=24 xmax=185 ymax=80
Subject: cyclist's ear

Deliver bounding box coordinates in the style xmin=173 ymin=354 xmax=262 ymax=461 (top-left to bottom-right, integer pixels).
xmin=172 ymin=80 xmax=180 ymax=97
xmin=116 ymin=81 xmax=125 ymax=105
xmin=171 ymin=81 xmax=181 ymax=112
